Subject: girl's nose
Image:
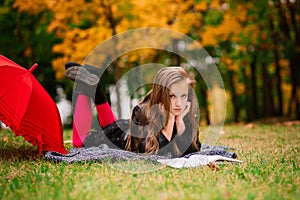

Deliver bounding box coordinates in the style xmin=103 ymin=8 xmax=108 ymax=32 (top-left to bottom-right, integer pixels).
xmin=175 ymin=98 xmax=181 ymax=106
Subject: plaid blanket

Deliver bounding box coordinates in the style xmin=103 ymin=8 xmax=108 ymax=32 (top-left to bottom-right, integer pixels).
xmin=45 ymin=144 xmax=242 ymax=168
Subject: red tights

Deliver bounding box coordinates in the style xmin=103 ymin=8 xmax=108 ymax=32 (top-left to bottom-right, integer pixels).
xmin=72 ymin=94 xmax=117 ymax=147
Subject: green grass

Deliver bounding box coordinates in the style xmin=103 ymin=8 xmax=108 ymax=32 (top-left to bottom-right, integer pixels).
xmin=0 ymin=124 xmax=299 ymax=200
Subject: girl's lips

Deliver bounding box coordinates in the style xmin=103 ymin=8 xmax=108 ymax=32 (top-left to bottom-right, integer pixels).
xmin=174 ymin=108 xmax=182 ymax=111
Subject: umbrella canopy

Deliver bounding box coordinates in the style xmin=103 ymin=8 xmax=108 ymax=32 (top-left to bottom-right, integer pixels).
xmin=0 ymin=55 xmax=67 ymax=154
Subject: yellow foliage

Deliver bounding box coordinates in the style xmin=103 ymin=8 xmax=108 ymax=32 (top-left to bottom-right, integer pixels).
xmin=201 ymin=11 xmax=242 ymax=46
xmin=228 ymin=62 xmax=239 ymax=71
xmin=220 ymin=56 xmax=240 ymax=72
xmin=52 ymin=57 xmax=68 ymax=80
xmin=279 ymin=59 xmax=289 ymax=67
xmin=46 ymin=0 xmax=95 ymax=37
xmin=12 ymin=0 xmax=254 ymax=79
xmin=173 ymin=12 xmax=202 ymax=34
xmin=13 ymin=0 xmax=47 ymax=14
xmin=236 ymin=45 xmax=247 ymax=53
xmin=235 ymin=5 xmax=248 ymax=23
xmin=222 ymin=57 xmax=233 ymax=66
xmin=236 ymin=82 xmax=245 ymax=95
xmin=129 ymin=0 xmax=175 ymax=28
xmin=219 ymin=14 xmax=241 ymax=40
xmin=279 ymin=60 xmax=290 ymax=77
xmin=209 ymin=0 xmax=221 ymax=9
xmin=195 ymin=1 xmax=208 ymax=11
xmin=201 ymin=26 xmax=219 ymax=46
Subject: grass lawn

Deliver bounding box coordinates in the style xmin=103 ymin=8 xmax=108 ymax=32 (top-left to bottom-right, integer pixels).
xmin=0 ymin=123 xmax=299 ymax=200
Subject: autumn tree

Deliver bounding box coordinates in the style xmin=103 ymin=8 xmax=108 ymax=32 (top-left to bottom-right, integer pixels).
xmin=0 ymin=0 xmax=58 ymax=97
xmin=9 ymin=0 xmax=300 ymax=122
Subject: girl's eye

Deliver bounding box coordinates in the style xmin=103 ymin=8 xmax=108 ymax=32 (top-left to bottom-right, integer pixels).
xmin=170 ymin=95 xmax=176 ymax=99
xmin=181 ymin=94 xmax=187 ymax=99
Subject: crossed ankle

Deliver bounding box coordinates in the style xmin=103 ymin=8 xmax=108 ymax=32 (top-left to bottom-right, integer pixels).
xmin=65 ymin=62 xmax=100 ymax=76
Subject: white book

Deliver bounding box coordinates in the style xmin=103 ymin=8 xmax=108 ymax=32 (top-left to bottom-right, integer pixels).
xmin=157 ymin=155 xmax=243 ymax=168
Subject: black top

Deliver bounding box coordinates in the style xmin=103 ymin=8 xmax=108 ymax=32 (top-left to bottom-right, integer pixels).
xmin=131 ymin=105 xmax=201 ymax=157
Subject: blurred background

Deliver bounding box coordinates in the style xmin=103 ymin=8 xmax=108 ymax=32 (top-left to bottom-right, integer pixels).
xmin=0 ymin=0 xmax=299 ymax=127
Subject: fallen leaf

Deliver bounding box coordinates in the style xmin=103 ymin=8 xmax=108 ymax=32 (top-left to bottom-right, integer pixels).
xmin=207 ymin=162 xmax=220 ymax=171
xmin=243 ymin=123 xmax=257 ymax=129
xmin=3 ymin=136 xmax=9 ymax=142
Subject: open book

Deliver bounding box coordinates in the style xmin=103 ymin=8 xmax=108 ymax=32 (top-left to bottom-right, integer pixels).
xmin=157 ymin=154 xmax=243 ymax=168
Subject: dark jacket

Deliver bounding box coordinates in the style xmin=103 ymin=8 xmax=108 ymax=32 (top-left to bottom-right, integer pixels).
xmin=130 ymin=105 xmax=201 ymax=157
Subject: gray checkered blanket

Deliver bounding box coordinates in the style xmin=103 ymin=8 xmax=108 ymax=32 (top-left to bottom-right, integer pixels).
xmin=45 ymin=144 xmax=241 ymax=168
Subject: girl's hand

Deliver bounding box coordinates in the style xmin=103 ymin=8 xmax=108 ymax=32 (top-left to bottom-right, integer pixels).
xmin=160 ymin=103 xmax=175 ymax=141
xmin=175 ymin=102 xmax=191 ymax=135
xmin=160 ymin=102 xmax=191 ymax=140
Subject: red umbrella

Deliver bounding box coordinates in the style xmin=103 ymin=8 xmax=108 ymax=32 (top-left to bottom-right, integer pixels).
xmin=0 ymin=55 xmax=67 ymax=154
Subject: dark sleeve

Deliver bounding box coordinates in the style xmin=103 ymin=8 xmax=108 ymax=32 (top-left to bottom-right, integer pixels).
xmin=131 ymin=105 xmax=148 ymax=153
xmin=138 ymin=131 xmax=170 ymax=153
xmin=131 ymin=105 xmax=147 ymax=126
xmin=138 ymin=139 xmax=146 ymax=153
xmin=174 ymin=131 xmax=193 ymax=153
xmin=174 ymin=128 xmax=201 ymax=156
xmin=158 ymin=132 xmax=171 ymax=148
xmin=156 ymin=122 xmax=199 ymax=157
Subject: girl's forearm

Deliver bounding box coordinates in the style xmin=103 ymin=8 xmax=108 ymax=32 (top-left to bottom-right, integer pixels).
xmin=162 ymin=115 xmax=175 ymax=141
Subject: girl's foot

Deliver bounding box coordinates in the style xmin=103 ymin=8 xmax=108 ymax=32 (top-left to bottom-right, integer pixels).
xmin=64 ymin=62 xmax=100 ymax=86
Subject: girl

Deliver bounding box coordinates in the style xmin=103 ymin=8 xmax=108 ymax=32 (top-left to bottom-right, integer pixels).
xmin=65 ymin=63 xmax=201 ymax=157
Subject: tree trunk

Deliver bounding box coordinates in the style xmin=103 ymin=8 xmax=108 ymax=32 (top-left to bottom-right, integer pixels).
xmin=281 ymin=1 xmax=300 ymax=119
xmin=288 ymin=58 xmax=300 ymax=119
xmin=102 ymin=1 xmax=123 ymax=118
xmin=200 ymin=84 xmax=210 ymax=125
xmin=250 ymin=54 xmax=259 ymax=119
xmin=288 ymin=1 xmax=300 ymax=119
xmin=241 ymin=67 xmax=253 ymax=122
xmin=274 ymin=50 xmax=283 ymax=116
xmin=269 ymin=15 xmax=283 ymax=116
xmin=261 ymin=61 xmax=275 ymax=117
xmin=195 ymin=74 xmax=210 ymax=125
xmin=227 ymin=70 xmax=239 ymax=122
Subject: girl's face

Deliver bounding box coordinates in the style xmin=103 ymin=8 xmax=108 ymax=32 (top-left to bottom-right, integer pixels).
xmin=169 ymin=80 xmax=189 ymax=116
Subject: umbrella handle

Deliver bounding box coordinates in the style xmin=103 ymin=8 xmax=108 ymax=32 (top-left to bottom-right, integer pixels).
xmin=29 ymin=63 xmax=38 ymax=73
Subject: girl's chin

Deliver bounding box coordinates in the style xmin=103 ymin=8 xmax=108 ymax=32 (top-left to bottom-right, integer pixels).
xmin=171 ymin=111 xmax=182 ymax=116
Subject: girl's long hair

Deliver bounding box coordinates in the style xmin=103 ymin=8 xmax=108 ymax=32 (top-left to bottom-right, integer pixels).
xmin=125 ymin=67 xmax=200 ymax=156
